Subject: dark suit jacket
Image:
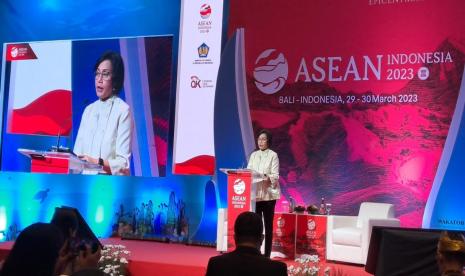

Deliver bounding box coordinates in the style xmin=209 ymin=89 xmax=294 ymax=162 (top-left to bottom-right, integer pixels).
xmin=205 ymin=246 xmax=287 ymax=276
xmin=71 ymin=268 xmax=105 ymax=276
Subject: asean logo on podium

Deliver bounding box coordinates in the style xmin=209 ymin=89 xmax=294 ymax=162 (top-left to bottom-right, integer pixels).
xmin=233 ymin=178 xmax=246 ymax=195
xmin=253 ymin=49 xmax=288 ymax=95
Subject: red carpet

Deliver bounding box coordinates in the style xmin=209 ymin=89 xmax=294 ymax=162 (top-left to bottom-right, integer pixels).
xmin=0 ymin=241 xmax=12 ymax=262
xmin=108 ymin=238 xmax=214 ymax=275
xmin=1 ymin=238 xmax=372 ymax=275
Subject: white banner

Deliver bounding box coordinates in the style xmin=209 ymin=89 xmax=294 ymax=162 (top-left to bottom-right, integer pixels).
xmin=173 ymin=1 xmax=223 ymax=175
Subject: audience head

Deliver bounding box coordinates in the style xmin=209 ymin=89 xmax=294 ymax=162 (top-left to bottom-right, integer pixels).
xmin=436 ymin=231 xmax=465 ymax=275
xmin=51 ymin=207 xmax=79 ymax=241
xmin=234 ymin=212 xmax=264 ymax=249
xmin=0 ymin=222 xmax=64 ymax=276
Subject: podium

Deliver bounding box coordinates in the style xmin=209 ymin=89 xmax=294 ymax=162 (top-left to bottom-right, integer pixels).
xmin=18 ymin=148 xmax=102 ymax=174
xmin=217 ymin=168 xmax=263 ymax=251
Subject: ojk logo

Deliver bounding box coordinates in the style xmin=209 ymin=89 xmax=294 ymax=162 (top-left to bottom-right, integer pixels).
xmin=190 ymin=76 xmax=201 ymax=88
xmin=233 ymin=178 xmax=246 ymax=195
xmin=253 ymin=49 xmax=288 ymax=94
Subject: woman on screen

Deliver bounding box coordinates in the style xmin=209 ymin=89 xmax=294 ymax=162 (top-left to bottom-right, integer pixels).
xmin=247 ymin=129 xmax=280 ymax=257
xmin=74 ymin=51 xmax=133 ymax=175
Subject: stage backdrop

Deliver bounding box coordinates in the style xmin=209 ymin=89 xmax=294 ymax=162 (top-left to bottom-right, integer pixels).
xmin=222 ymin=0 xmax=465 ymax=228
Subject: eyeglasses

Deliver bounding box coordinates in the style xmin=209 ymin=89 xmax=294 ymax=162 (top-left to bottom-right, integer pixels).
xmin=94 ymin=70 xmax=112 ymax=81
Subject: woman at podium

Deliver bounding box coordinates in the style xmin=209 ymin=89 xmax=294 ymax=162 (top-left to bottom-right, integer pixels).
xmin=247 ymin=129 xmax=280 ymax=257
xmin=74 ymin=51 xmax=133 ymax=175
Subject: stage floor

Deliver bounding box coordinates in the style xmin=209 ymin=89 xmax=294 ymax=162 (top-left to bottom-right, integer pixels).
xmin=1 ymin=238 xmax=372 ymax=275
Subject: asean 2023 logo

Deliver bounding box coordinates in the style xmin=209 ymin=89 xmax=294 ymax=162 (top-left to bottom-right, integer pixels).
xmin=10 ymin=47 xmax=19 ymax=58
xmin=253 ymin=49 xmax=288 ymax=94
xmin=233 ymin=178 xmax=246 ymax=195
xmin=200 ymin=4 xmax=211 ymax=19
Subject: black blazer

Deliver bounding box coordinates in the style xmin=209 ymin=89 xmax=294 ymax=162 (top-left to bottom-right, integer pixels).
xmin=206 ymin=246 xmax=287 ymax=276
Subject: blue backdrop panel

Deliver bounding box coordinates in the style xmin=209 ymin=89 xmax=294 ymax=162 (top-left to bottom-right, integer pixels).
xmin=424 ymin=67 xmax=465 ymax=230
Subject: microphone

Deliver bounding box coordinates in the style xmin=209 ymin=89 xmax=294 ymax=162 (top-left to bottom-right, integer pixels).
xmin=56 ymin=131 xmax=61 ymax=150
xmin=50 ymin=130 xmax=61 ymax=152
xmin=50 ymin=129 xmax=76 ymax=156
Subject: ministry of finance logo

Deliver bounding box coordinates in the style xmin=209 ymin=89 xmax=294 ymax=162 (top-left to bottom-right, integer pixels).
xmin=198 ymin=43 xmax=209 ymax=58
xmin=193 ymin=43 xmax=213 ymax=65
xmin=253 ymin=49 xmax=288 ymax=94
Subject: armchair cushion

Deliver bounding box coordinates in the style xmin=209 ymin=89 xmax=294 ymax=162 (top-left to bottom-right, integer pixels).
xmin=332 ymin=227 xmax=362 ymax=246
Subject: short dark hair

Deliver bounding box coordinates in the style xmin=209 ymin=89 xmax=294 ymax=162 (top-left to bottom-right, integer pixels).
xmin=0 ymin=223 xmax=64 ymax=276
xmin=257 ymin=129 xmax=273 ymax=147
xmin=234 ymin=212 xmax=263 ymax=244
xmin=438 ymin=231 xmax=465 ymax=264
xmin=51 ymin=207 xmax=79 ymax=241
xmin=94 ymin=51 xmax=125 ymax=95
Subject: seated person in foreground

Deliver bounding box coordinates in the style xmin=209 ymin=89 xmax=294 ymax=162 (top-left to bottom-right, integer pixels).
xmin=0 ymin=222 xmax=102 ymax=276
xmin=436 ymin=231 xmax=465 ymax=276
xmin=51 ymin=207 xmax=102 ymax=275
xmin=206 ymin=211 xmax=287 ymax=276
xmin=0 ymin=223 xmax=64 ymax=276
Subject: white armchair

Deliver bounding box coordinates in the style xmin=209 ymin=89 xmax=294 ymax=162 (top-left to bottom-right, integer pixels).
xmin=326 ymin=202 xmax=400 ymax=265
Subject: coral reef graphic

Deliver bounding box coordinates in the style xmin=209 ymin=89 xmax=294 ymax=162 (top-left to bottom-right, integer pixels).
xmin=111 ymin=191 xmax=189 ymax=242
xmin=0 ymin=224 xmax=19 ymax=242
